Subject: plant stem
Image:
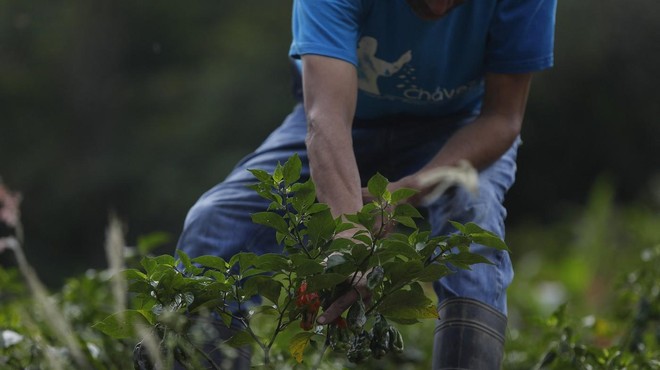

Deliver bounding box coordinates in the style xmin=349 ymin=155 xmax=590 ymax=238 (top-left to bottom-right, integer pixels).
xmin=280 ymin=187 xmax=314 ymax=258
xmin=376 ymin=201 xmax=388 ymax=238
xmin=230 ymin=314 xmax=269 ymax=362
xmin=230 ymin=284 xmax=269 ymax=363
xmin=365 ymin=280 xmax=407 ymax=316
xmin=191 ymin=344 xmax=221 ymax=370
xmin=312 ymin=339 xmax=330 ymax=370
xmin=348 ymin=228 xmax=379 ymax=287
xmin=267 ymin=275 xmax=294 ymax=349
xmin=8 ymin=222 xmax=91 ymax=369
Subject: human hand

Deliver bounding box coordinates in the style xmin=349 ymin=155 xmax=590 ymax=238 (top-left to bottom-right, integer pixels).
xmin=415 ymin=160 xmax=478 ymax=205
xmin=316 ymin=271 xmax=371 ymax=325
xmin=362 ymin=161 xmax=478 ymax=207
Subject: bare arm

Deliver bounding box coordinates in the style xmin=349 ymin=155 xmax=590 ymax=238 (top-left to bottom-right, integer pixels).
xmin=302 ymin=55 xmax=362 ymax=218
xmin=394 ymin=72 xmax=533 ymax=200
xmin=311 ymin=70 xmax=533 ymax=326
xmin=301 ymin=55 xmax=372 ymax=326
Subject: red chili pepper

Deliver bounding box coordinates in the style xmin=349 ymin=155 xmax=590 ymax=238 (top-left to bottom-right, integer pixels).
xmin=333 ymin=317 xmax=348 ymax=329
xmin=296 ymin=281 xmax=321 ymax=330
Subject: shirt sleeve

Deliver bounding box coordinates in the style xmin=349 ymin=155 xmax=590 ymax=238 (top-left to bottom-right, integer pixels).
xmin=289 ymin=0 xmax=364 ymax=67
xmin=485 ymin=0 xmax=557 ymax=73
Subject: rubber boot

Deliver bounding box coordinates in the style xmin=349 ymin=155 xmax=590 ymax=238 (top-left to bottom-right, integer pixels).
xmin=432 ymin=297 xmax=507 ymax=370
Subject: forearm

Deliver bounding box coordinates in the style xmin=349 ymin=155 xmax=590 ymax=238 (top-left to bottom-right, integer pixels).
xmin=305 ymin=120 xmax=363 ymax=218
xmin=404 ymin=73 xmax=531 ymax=194
xmin=421 ymin=112 xmax=520 ymax=172
xmin=301 ymin=55 xmax=362 ymax=218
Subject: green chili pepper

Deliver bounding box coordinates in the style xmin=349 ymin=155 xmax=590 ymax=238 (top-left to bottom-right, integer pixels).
xmin=347 ymin=299 xmax=367 ymax=331
xmin=347 ymin=330 xmax=372 ymax=363
xmin=389 ymin=326 xmax=404 ymax=353
xmin=367 ymin=265 xmax=384 ymax=290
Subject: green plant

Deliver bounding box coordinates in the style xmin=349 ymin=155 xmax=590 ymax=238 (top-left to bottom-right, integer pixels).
xmin=503 ymin=188 xmax=660 ymax=370
xmin=95 ymin=154 xmax=508 ymax=369
xmin=528 ymin=249 xmax=659 ymax=370
xmin=3 ymin=168 xmax=659 ymax=369
xmin=0 ymin=180 xmax=174 ymax=370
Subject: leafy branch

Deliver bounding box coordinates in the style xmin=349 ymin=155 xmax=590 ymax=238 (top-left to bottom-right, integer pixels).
xmin=94 ymin=154 xmax=508 ymax=368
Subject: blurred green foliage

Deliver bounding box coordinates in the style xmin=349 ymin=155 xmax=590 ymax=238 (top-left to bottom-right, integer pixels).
xmin=504 ymin=180 xmax=660 ymax=368
xmin=0 ymin=0 xmax=659 ymax=286
xmin=1 ymin=182 xmax=658 ymax=368
xmin=0 ymin=0 xmax=295 ymax=281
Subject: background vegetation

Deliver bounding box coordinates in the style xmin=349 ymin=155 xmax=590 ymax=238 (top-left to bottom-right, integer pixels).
xmin=1 ymin=0 xmax=658 ymax=284
xmin=0 ymin=0 xmax=659 ymax=368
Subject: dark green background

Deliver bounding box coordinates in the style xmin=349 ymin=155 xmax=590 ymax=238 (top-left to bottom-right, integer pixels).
xmin=1 ymin=0 xmax=658 ymax=285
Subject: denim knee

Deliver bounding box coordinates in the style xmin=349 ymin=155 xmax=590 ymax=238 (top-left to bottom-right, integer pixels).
xmin=428 ymin=141 xmax=520 ymax=314
xmin=429 ymin=185 xmax=513 ymax=314
xmin=177 ymin=183 xmax=278 ymax=261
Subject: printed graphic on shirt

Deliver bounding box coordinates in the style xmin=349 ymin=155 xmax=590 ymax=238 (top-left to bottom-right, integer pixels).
xmin=356 ymin=36 xmax=480 ymax=105
xmin=357 ymin=36 xmax=412 ymax=95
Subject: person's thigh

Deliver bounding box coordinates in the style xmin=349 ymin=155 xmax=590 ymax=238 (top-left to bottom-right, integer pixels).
xmin=428 ymin=138 xmax=521 ymax=314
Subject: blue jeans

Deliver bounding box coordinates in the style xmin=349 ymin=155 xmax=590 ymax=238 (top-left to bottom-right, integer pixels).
xmin=177 ymin=103 xmax=519 ymax=314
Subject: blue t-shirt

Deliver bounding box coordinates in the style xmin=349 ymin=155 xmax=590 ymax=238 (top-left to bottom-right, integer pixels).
xmin=289 ymin=0 xmax=556 ymax=119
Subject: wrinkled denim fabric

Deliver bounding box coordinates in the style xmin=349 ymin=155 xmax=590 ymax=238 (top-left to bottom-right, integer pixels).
xmin=177 ymin=102 xmax=519 ymax=314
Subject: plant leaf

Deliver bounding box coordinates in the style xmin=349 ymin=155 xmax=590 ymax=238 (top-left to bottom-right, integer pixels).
xmin=306 ymin=273 xmax=347 ymax=291
xmin=393 ymin=203 xmax=423 ymax=218
xmin=391 ymin=188 xmax=418 ymax=204
xmin=122 ymin=268 xmax=147 ymax=281
xmin=455 ymin=222 xmax=509 ymax=251
xmin=226 ymin=330 xmax=256 ymax=348
xmin=93 ymin=310 xmax=150 ymax=339
xmin=381 ymin=304 xmax=439 ymax=321
xmin=289 ymin=332 xmax=315 ymax=363
xmin=282 ymin=153 xmax=302 ymax=185
xmin=254 ymin=253 xmax=290 ymax=272
xmin=377 ymin=239 xmax=420 ymax=261
xmin=444 ymin=251 xmax=493 ymax=270
xmin=192 ymin=255 xmax=228 ymax=271
xmin=351 ymin=243 xmax=371 ymax=265
xmin=251 ymin=212 xmax=289 ymax=234
xmin=471 ymin=233 xmax=509 ymax=251
xmin=177 ymin=249 xmax=201 ymax=275
xmin=291 ymin=180 xmax=316 ymax=212
xmin=140 ymin=255 xmax=176 ymax=275
xmin=394 ymin=215 xmax=417 ymax=229
xmin=307 ymin=208 xmax=335 ymax=246
xmin=228 ymin=252 xmax=258 ymax=275
xmin=248 ymin=168 xmax=273 ymax=183
xmin=290 ymin=254 xmax=325 ymax=276
xmin=385 ymin=260 xmax=424 ymax=285
xmin=243 ymin=276 xmax=283 ymax=305
xmin=416 ymin=263 xmax=452 ymax=282
xmin=367 ymin=173 xmax=389 ymax=200
xmin=273 ymin=163 xmax=284 ymax=183
xmin=378 ymin=289 xmax=433 ymax=320
xmin=449 ymin=221 xmax=467 ymax=233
